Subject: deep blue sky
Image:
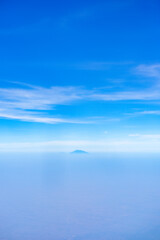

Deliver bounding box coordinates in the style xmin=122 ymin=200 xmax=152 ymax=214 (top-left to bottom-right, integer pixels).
xmin=0 ymin=0 xmax=160 ymax=152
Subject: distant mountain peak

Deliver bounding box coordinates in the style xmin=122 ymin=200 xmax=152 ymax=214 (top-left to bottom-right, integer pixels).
xmin=71 ymin=149 xmax=88 ymax=154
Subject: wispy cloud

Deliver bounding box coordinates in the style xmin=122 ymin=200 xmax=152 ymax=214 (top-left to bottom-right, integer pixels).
xmin=135 ymin=64 xmax=160 ymax=78
xmin=0 ymin=111 xmax=91 ymax=124
xmin=2 ymin=62 xmax=160 ymax=125
xmin=127 ymin=110 xmax=160 ymax=116
xmin=129 ymin=134 xmax=160 ymax=139
xmin=0 ymin=84 xmax=88 ymax=124
xmin=0 ymin=83 xmax=119 ymax=124
xmin=0 ymin=85 xmax=83 ymax=110
xmin=90 ymin=89 xmax=160 ymax=101
xmin=90 ymin=63 xmax=160 ymax=101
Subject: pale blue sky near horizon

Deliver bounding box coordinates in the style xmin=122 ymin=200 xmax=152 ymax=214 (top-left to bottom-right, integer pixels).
xmin=1 ymin=0 xmax=160 ymax=152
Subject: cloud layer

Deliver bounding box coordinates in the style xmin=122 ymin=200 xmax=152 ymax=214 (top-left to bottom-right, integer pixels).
xmin=1 ymin=139 xmax=160 ymax=152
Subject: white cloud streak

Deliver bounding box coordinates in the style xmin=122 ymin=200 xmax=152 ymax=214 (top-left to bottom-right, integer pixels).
xmin=0 ymin=112 xmax=90 ymax=124
xmin=1 ymin=63 xmax=160 ymax=124
xmin=127 ymin=110 xmax=160 ymax=117
xmin=129 ymin=134 xmax=160 ymax=139
xmin=0 ymin=139 xmax=160 ymax=152
xmin=90 ymin=63 xmax=160 ymax=101
xmin=0 ymin=85 xmax=88 ymax=124
xmin=0 ymin=85 xmax=82 ymax=110
xmin=136 ymin=64 xmax=160 ymax=78
xmin=90 ymin=89 xmax=160 ymax=101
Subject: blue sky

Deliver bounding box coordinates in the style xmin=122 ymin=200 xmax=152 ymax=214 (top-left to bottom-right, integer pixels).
xmin=1 ymin=0 xmax=160 ymax=152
